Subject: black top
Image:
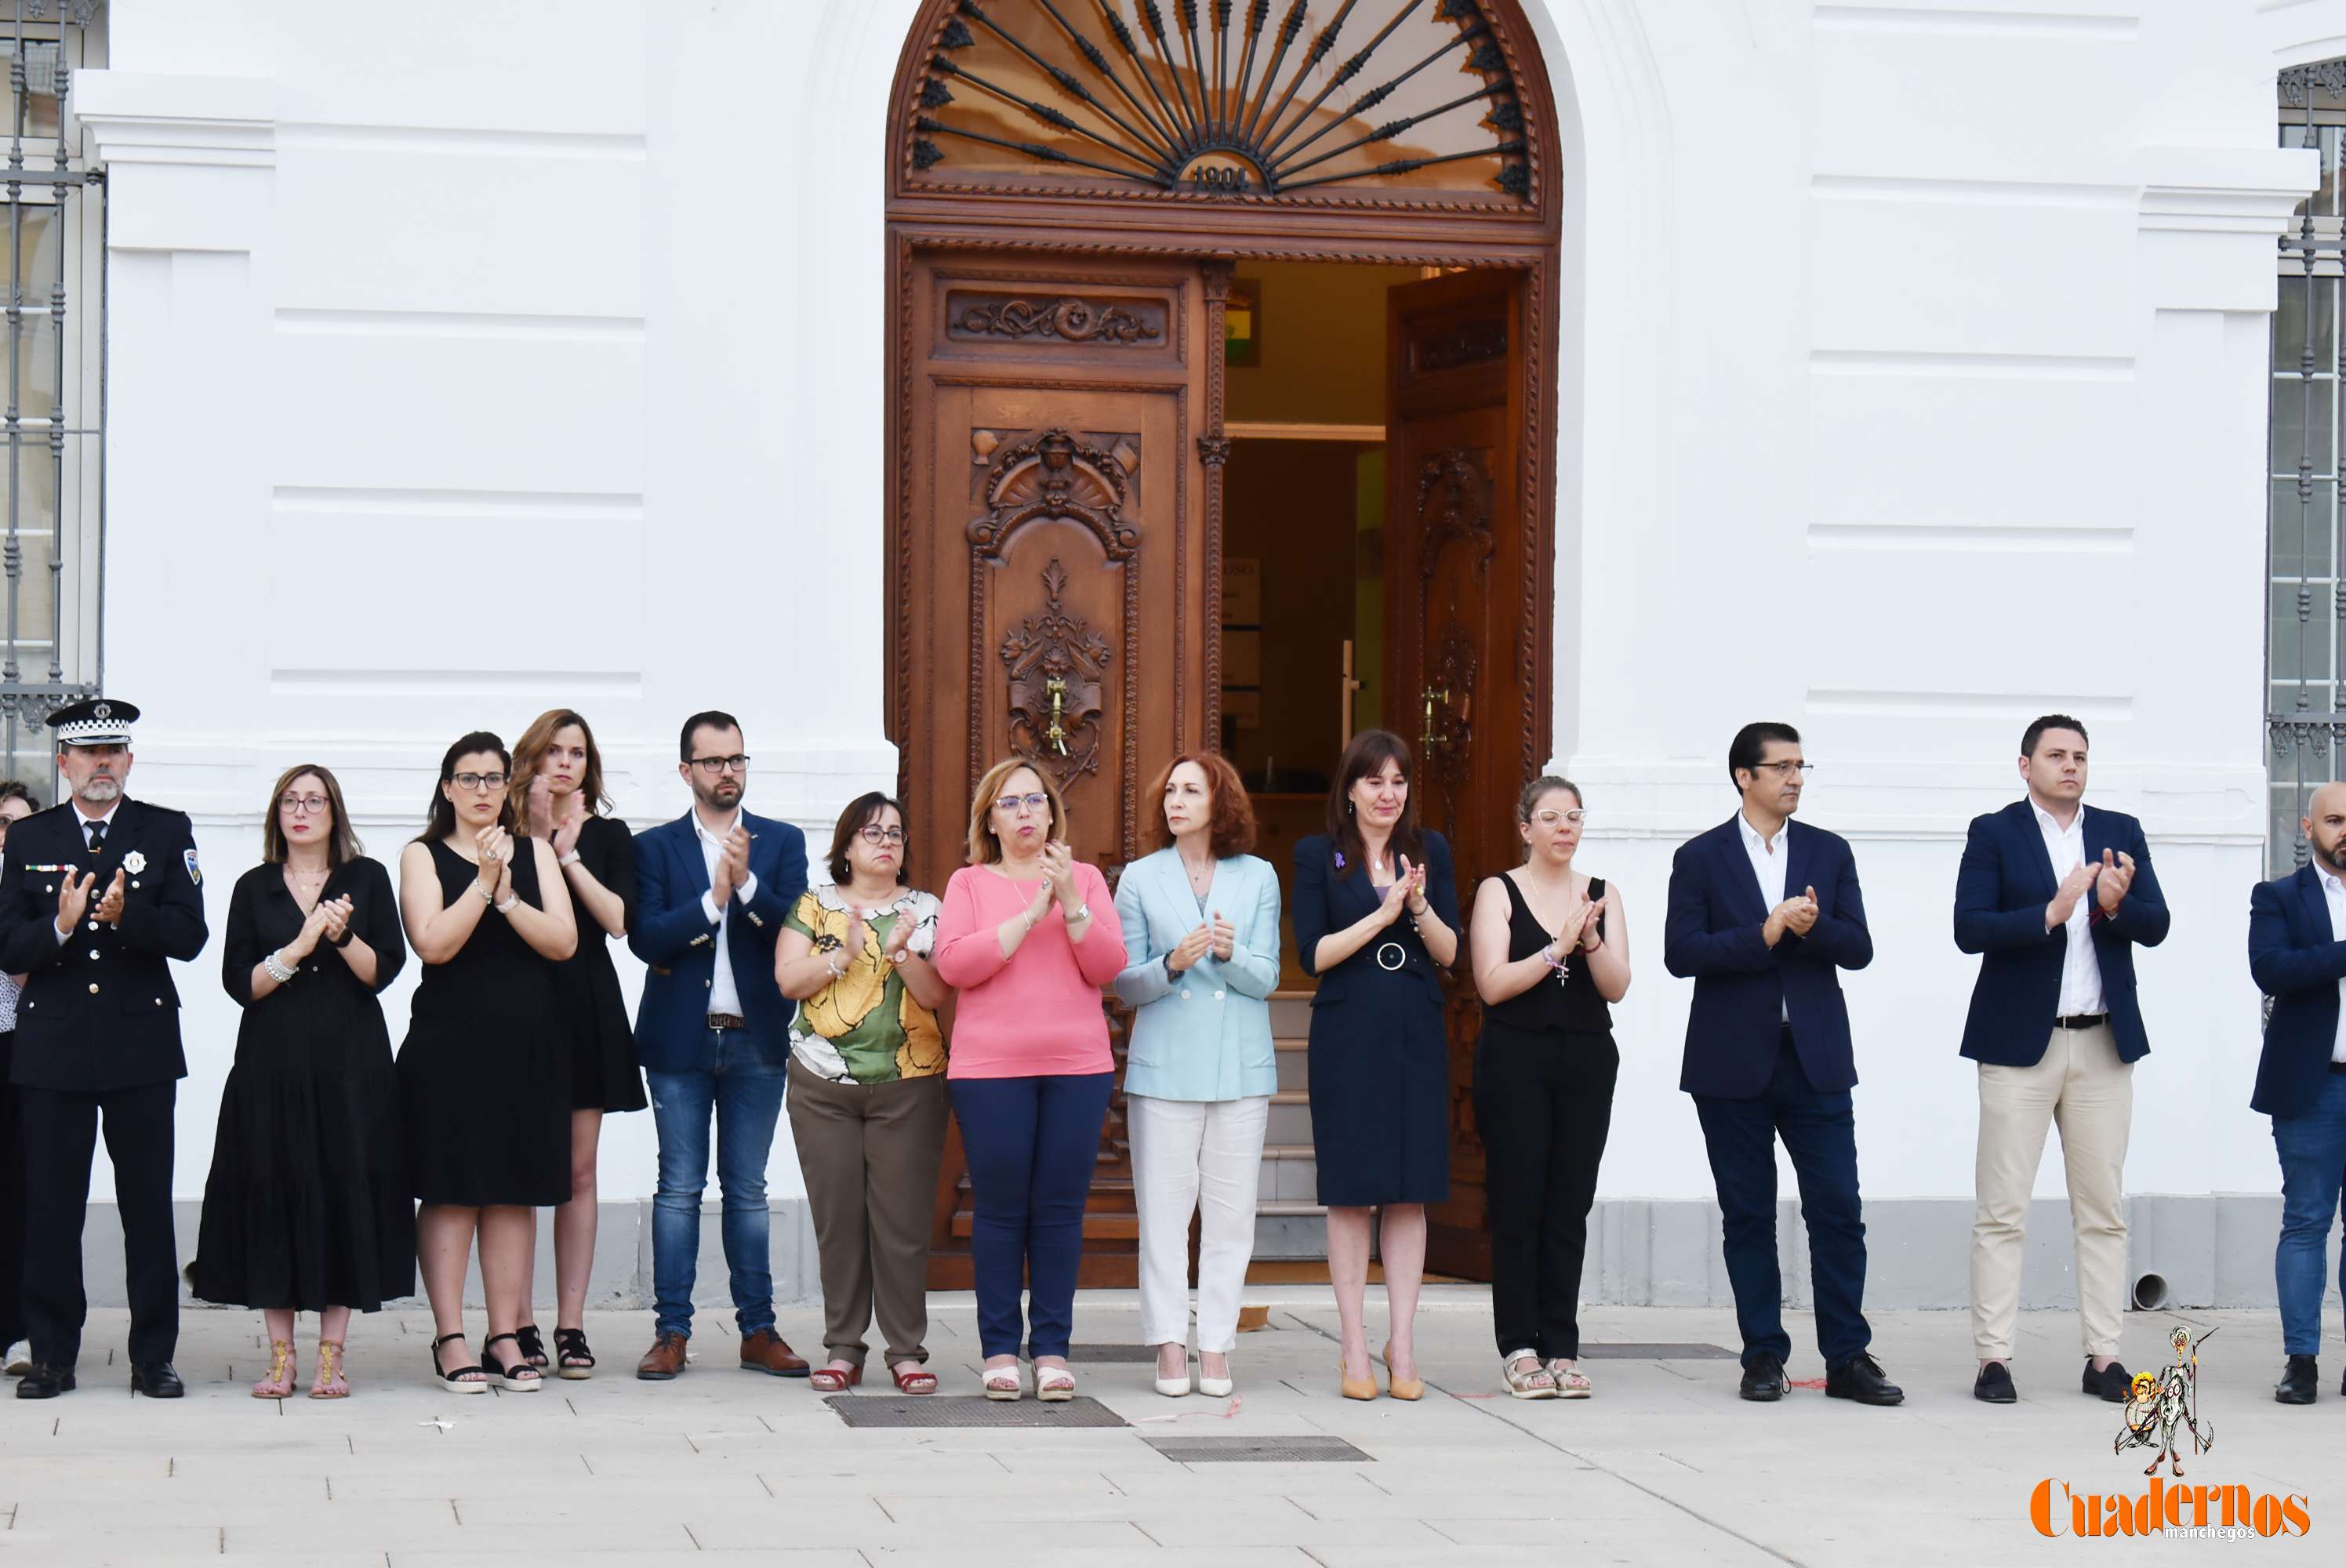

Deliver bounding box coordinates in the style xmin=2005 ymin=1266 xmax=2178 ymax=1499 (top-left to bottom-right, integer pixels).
xmin=222 ymin=855 xmax=407 ymax=1014
xmin=0 ymin=797 xmax=210 ymax=1091
xmin=1483 ymin=873 xmax=1612 ymax=1035
xmin=546 ymin=813 xmax=645 ymax=1112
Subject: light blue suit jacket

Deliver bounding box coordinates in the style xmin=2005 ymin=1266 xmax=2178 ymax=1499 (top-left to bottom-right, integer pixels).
xmin=1111 ymin=848 xmax=1281 ymax=1101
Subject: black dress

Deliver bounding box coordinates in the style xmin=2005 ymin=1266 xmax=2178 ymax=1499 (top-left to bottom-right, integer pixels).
xmin=396 ymin=839 xmax=568 ymax=1207
xmin=549 ymin=815 xmax=645 ymax=1112
xmin=1291 ymin=830 xmax=1459 ymax=1207
xmin=1473 ymin=872 xmax=1620 ymax=1360
xmin=191 ymin=858 xmax=415 ymax=1312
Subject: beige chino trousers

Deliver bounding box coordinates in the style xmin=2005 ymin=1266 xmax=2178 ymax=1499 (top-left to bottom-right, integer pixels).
xmin=1969 ymin=1022 xmax=2133 ymax=1361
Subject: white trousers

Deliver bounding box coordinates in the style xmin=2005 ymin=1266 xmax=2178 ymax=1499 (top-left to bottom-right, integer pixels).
xmin=1127 ymin=1094 xmax=1270 ymax=1352
xmin=1970 ymin=1022 xmax=2134 ymax=1360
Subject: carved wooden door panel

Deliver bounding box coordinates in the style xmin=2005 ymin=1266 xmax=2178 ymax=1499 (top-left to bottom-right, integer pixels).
xmin=892 ymin=249 xmax=1215 ymax=1287
xmin=1382 ymin=269 xmax=1531 ymax=1283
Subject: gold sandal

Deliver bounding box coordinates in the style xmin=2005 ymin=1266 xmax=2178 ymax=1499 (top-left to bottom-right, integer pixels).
xmin=309 ymin=1339 xmax=350 ymax=1399
xmin=251 ymin=1338 xmax=296 ymax=1399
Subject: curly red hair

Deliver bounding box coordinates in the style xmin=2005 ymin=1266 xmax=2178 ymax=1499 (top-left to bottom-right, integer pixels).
xmin=1148 ymin=752 xmax=1257 ymax=858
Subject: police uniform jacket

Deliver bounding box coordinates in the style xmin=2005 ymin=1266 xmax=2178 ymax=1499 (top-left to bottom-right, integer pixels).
xmin=0 ymin=797 xmax=210 ymax=1091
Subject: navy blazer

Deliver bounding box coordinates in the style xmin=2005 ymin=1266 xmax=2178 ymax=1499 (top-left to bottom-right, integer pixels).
xmin=1291 ymin=829 xmax=1458 ymax=1011
xmin=1663 ymin=815 xmax=1872 ymax=1099
xmin=628 ymin=808 xmax=807 ymax=1072
xmin=2249 ymin=863 xmax=2346 ymax=1119
xmin=1952 ymin=800 xmax=2168 ymax=1066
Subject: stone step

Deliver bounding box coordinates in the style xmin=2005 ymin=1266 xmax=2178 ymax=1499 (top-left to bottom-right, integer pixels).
xmin=1268 ymin=990 xmax=1312 ymax=1038
xmin=1258 ymin=1143 xmax=1317 ymax=1202
xmin=1266 ymin=1090 xmax=1313 ymax=1146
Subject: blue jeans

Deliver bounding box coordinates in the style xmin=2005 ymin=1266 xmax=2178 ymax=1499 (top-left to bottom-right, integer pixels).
xmin=949 ymin=1073 xmax=1113 ymax=1359
xmin=647 ymin=1029 xmax=788 ymax=1340
xmin=2273 ymin=1071 xmax=2346 ymax=1356
xmin=1693 ymin=1033 xmax=1872 ymax=1370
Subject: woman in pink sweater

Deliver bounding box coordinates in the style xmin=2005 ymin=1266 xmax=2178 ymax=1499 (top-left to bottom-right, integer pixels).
xmin=933 ymin=759 xmax=1125 ymax=1401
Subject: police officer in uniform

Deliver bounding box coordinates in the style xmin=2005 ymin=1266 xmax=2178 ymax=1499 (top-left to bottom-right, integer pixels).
xmin=0 ymin=699 xmax=209 ymax=1398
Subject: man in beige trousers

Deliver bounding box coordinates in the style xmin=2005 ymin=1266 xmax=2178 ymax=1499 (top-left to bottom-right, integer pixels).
xmin=1952 ymin=715 xmax=2169 ymax=1405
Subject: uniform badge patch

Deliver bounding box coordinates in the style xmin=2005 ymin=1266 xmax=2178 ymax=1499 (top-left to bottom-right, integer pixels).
xmin=123 ymin=851 xmax=147 ymax=875
xmin=183 ymin=848 xmax=202 ymax=886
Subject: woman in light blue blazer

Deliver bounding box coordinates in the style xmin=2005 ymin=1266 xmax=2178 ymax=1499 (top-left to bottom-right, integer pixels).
xmin=1113 ymin=753 xmax=1281 ymax=1399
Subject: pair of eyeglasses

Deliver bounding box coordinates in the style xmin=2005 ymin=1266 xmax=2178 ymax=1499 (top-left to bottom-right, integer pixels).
xmin=856 ymin=826 xmax=906 ymax=846
xmin=1532 ymin=809 xmax=1586 ymax=826
xmin=691 ymin=754 xmax=751 ymax=775
xmin=452 ymin=772 xmax=508 ymax=792
xmin=279 ymin=794 xmax=330 ymax=815
xmin=993 ymin=791 xmax=1051 ymax=815
xmin=1752 ymin=760 xmax=1814 ymax=776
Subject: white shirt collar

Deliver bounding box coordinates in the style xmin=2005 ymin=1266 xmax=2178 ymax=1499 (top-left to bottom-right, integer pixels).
xmin=691 ymin=807 xmax=742 ymax=846
xmin=71 ymin=800 xmax=123 ymax=833
xmin=1737 ymin=811 xmax=1787 ymax=854
xmin=2319 ymin=862 xmax=2346 ymax=898
xmin=2032 ymin=800 xmax=2084 ymax=838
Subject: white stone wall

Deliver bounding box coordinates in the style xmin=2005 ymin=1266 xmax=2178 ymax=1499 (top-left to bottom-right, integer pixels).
xmin=71 ymin=1 xmax=2322 ymax=1225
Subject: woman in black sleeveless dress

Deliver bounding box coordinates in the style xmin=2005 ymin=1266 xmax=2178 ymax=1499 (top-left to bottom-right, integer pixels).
xmin=192 ymin=764 xmax=412 ymax=1399
xmin=396 ymin=731 xmax=578 ymax=1394
xmin=1469 ymin=775 xmax=1631 ymax=1400
xmin=509 ymin=709 xmax=641 ymax=1379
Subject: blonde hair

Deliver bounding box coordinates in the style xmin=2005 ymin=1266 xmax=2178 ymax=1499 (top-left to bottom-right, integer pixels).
xmin=965 ymin=757 xmax=1068 ymax=866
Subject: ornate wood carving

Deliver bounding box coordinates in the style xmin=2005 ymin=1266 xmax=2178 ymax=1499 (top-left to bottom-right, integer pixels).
xmin=950 ymin=293 xmax=1165 ymax=344
xmin=1416 ymin=448 xmax=1494 ymax=581
xmin=970 ymin=427 xmax=1142 ymax=561
xmin=1415 ymin=318 xmax=1509 ymax=373
xmin=1001 ymin=557 xmax=1114 ymax=786
xmin=1200 ymin=258 xmax=1232 ymax=753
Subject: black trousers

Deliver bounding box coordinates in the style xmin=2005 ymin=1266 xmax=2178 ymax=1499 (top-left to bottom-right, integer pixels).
xmin=1474 ymin=1020 xmax=1618 ymax=1359
xmin=0 ymin=1034 xmax=24 ymax=1348
xmin=20 ymin=1081 xmax=179 ymax=1366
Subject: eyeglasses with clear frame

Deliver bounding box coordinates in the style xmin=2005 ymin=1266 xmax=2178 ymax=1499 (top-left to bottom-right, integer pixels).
xmin=691 ymin=754 xmax=750 ymax=775
xmin=856 ymin=825 xmax=906 ymax=846
xmin=278 ymin=793 xmax=330 ymax=815
xmin=993 ymin=792 xmax=1051 ymax=815
xmin=1532 ymin=808 xmax=1586 ymax=826
xmin=452 ymin=772 xmax=508 ymax=792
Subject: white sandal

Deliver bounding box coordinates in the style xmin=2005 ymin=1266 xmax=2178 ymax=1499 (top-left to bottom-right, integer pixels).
xmin=1033 ymin=1363 xmax=1077 ymax=1403
xmin=1546 ymin=1357 xmax=1592 ymax=1399
xmin=1502 ymin=1350 xmax=1558 ymax=1400
xmin=982 ymin=1363 xmax=1024 ymax=1401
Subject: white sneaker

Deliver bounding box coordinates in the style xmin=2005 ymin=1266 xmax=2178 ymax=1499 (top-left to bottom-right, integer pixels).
xmin=3 ymin=1341 xmax=29 ymax=1377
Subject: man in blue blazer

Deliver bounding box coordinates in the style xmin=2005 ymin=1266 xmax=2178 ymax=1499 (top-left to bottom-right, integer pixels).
xmin=1954 ymin=715 xmax=2167 ymax=1407
xmin=1664 ymin=721 xmax=1901 ymax=1406
xmin=2248 ymin=780 xmax=2346 ymax=1406
xmin=627 ymin=710 xmax=809 ymax=1382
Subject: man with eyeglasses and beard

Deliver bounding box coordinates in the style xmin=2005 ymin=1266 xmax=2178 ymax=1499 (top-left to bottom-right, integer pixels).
xmin=2249 ymin=779 xmax=2346 ymax=1406
xmin=628 ymin=710 xmax=809 ymax=1381
xmin=0 ymin=699 xmax=209 ymax=1399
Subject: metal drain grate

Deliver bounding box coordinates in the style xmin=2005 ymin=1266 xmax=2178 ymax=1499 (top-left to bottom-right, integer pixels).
xmin=826 ymin=1395 xmax=1128 ymax=1428
xmin=1578 ymin=1342 xmax=1737 ymax=1360
xmin=1025 ymin=1343 xmax=1157 ymax=1363
xmin=1145 ymin=1434 xmax=1373 ymax=1463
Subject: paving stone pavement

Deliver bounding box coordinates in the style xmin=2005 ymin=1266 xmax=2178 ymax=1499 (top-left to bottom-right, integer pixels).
xmin=1 ymin=1289 xmax=2336 ymax=1565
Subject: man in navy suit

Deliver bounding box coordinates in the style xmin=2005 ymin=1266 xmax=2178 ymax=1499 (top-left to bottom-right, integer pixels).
xmin=1954 ymin=715 xmax=2167 ymax=1406
xmin=628 ymin=710 xmax=810 ymax=1381
xmin=2248 ymin=780 xmax=2346 ymax=1406
xmin=1664 ymin=721 xmax=1901 ymax=1405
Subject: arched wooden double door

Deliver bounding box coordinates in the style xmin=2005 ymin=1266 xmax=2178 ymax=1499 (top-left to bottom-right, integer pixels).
xmin=884 ymin=0 xmax=1563 ymax=1287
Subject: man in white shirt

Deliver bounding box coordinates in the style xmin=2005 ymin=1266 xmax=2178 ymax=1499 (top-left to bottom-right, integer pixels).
xmin=1953 ymin=715 xmax=2168 ymax=1406
xmin=2246 ymin=779 xmax=2346 ymax=1406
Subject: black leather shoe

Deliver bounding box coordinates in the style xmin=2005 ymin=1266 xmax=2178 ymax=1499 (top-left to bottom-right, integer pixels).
xmin=1826 ymin=1352 xmax=1904 ymax=1406
xmin=1973 ymin=1360 xmax=2017 ymax=1403
xmin=129 ymin=1362 xmax=184 ymax=1399
xmin=16 ymin=1363 xmax=74 ymax=1399
xmin=2083 ymin=1359 xmax=2131 ymax=1403
xmin=2275 ymin=1355 xmax=2319 ymax=1405
xmin=1738 ymin=1352 xmax=1787 ymax=1402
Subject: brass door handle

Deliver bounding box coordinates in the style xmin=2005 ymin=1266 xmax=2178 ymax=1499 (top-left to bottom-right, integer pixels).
xmin=1044 ymin=675 xmax=1070 ymax=755
xmin=1420 ymin=687 xmax=1451 ymax=750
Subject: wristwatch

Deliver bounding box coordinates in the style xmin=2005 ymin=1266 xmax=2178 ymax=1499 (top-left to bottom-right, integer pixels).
xmin=1071 ymin=902 xmax=1091 ymax=923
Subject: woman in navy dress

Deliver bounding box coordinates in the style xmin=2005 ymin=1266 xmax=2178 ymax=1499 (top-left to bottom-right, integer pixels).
xmin=1291 ymin=729 xmax=1458 ymax=1403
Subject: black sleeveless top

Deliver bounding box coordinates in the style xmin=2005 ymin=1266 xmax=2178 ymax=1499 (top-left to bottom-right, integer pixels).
xmin=1483 ymin=873 xmax=1613 ymax=1034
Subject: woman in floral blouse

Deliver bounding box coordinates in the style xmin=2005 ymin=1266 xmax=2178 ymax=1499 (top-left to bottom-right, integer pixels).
xmin=775 ymin=793 xmax=948 ymax=1394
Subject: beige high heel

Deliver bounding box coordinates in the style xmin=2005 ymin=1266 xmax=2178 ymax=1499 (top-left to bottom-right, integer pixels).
xmin=1381 ymin=1343 xmax=1422 ymax=1402
xmin=1338 ymin=1353 xmax=1378 ymax=1401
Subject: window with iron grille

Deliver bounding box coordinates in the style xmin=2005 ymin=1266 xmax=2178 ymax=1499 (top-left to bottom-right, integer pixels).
xmin=0 ymin=2 xmax=101 ymax=791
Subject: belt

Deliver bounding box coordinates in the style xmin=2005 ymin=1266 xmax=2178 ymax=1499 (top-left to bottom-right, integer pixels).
xmin=2054 ymin=1013 xmax=2108 ymax=1031
xmin=2330 ymin=1061 xmax=2346 ymax=1076
xmin=706 ymin=1013 xmax=746 ymax=1032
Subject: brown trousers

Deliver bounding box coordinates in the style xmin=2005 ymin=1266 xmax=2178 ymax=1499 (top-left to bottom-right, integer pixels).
xmin=785 ymin=1058 xmax=949 ymax=1366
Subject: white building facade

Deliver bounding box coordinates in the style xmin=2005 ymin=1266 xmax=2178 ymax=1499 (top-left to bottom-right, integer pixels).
xmin=19 ymin=0 xmax=2336 ymax=1308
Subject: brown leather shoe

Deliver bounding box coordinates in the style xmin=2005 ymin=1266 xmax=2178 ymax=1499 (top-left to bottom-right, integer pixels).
xmin=739 ymin=1329 xmax=810 ymax=1377
xmin=635 ymin=1332 xmax=688 ymax=1381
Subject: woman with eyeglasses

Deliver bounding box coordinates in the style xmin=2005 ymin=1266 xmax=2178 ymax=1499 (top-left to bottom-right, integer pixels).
xmin=396 ymin=732 xmax=577 ymax=1394
xmin=932 ymin=759 xmax=1125 ymax=1401
xmin=506 ymin=708 xmax=642 ymax=1380
xmin=189 ymin=766 xmax=412 ymax=1398
xmin=0 ymin=780 xmax=42 ymax=1377
xmin=1291 ymin=728 xmax=1460 ymax=1402
xmin=1468 ymin=776 xmax=1630 ymax=1399
xmin=774 ymin=793 xmax=948 ymax=1396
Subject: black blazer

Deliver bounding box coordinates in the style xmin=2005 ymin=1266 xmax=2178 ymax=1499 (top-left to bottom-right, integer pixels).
xmin=2248 ymin=863 xmax=2346 ymax=1119
xmin=1663 ymin=815 xmax=1872 ymax=1099
xmin=0 ymin=798 xmax=211 ymax=1091
xmin=1952 ymin=800 xmax=2168 ymax=1065
xmin=1291 ymin=829 xmax=1458 ymax=1010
